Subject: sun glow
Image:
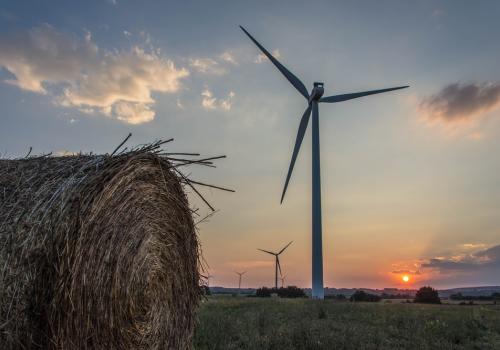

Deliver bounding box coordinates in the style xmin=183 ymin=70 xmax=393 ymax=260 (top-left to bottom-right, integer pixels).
xmin=402 ymin=275 xmax=410 ymax=283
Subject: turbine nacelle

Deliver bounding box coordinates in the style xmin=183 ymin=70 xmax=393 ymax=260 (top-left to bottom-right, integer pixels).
xmin=309 ymin=82 xmax=324 ymax=103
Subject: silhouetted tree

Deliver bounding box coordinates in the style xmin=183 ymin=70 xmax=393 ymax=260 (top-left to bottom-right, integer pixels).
xmin=255 ymin=287 xmax=272 ymax=297
xmin=277 ymin=286 xmax=306 ymax=298
xmin=414 ymin=286 xmax=441 ymax=304
xmin=350 ymin=290 xmax=381 ymax=302
xmin=325 ymin=294 xmax=347 ymax=301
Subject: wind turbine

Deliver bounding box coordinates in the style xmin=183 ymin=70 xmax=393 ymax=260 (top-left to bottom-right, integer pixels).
xmin=280 ymin=274 xmax=286 ymax=288
xmin=206 ymin=274 xmax=214 ymax=288
xmin=235 ymin=271 xmax=246 ymax=291
xmin=240 ymin=26 xmax=409 ymax=299
xmin=258 ymin=241 xmax=293 ymax=290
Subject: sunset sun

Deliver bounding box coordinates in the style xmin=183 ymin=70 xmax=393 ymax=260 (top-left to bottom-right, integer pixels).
xmin=402 ymin=275 xmax=410 ymax=283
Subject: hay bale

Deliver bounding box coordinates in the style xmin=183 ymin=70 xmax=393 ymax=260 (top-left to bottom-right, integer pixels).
xmin=0 ymin=145 xmax=201 ymax=349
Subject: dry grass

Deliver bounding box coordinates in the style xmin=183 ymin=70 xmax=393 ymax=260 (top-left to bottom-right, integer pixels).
xmin=194 ymin=297 xmax=500 ymax=350
xmin=0 ymin=141 xmax=203 ymax=349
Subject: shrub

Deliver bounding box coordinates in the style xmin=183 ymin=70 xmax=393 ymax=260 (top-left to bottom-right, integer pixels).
xmin=325 ymin=294 xmax=347 ymax=301
xmin=414 ymin=286 xmax=441 ymax=304
xmin=255 ymin=287 xmax=272 ymax=297
xmin=350 ymin=290 xmax=381 ymax=302
xmin=277 ymin=286 xmax=306 ymax=298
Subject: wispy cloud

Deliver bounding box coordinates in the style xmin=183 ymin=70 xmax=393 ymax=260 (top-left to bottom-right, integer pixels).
xmin=201 ymin=89 xmax=235 ymax=111
xmin=419 ymin=82 xmax=500 ymax=128
xmin=422 ymin=244 xmax=500 ymax=273
xmin=0 ymin=24 xmax=188 ymax=124
xmin=220 ymin=51 xmax=238 ymax=65
xmin=392 ymin=269 xmax=421 ymax=275
xmin=189 ymin=57 xmax=226 ymax=75
xmin=254 ymin=49 xmax=280 ymax=64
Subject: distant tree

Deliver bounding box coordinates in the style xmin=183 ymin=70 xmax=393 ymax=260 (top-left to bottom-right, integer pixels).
xmin=325 ymin=294 xmax=347 ymax=301
xmin=350 ymin=290 xmax=381 ymax=302
xmin=450 ymin=292 xmax=463 ymax=300
xmin=277 ymin=286 xmax=306 ymax=298
xmin=255 ymin=287 xmax=272 ymax=297
xmin=414 ymin=286 xmax=441 ymax=304
xmin=381 ymin=293 xmax=413 ymax=300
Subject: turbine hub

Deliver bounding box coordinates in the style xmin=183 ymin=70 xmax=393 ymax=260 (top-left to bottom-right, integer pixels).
xmin=309 ymin=82 xmax=324 ymax=102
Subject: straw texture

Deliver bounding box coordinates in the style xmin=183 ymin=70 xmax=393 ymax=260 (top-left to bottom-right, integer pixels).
xmin=0 ymin=144 xmax=201 ymax=349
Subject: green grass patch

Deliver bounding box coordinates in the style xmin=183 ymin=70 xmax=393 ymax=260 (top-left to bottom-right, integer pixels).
xmin=194 ymin=297 xmax=500 ymax=350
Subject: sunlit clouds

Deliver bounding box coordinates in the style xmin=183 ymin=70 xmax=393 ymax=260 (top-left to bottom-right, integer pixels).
xmin=219 ymin=51 xmax=238 ymax=65
xmin=189 ymin=58 xmax=227 ymax=75
xmin=419 ymin=82 xmax=500 ymax=128
xmin=201 ymin=89 xmax=235 ymax=110
xmin=254 ymin=49 xmax=280 ymax=63
xmin=390 ymin=243 xmax=500 ymax=287
xmin=0 ymin=24 xmax=189 ymax=124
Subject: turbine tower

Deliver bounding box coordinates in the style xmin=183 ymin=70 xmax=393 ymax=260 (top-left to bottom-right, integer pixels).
xmin=206 ymin=274 xmax=214 ymax=288
xmin=280 ymin=274 xmax=286 ymax=288
xmin=241 ymin=26 xmax=409 ymax=299
xmin=235 ymin=271 xmax=246 ymax=291
xmin=258 ymin=241 xmax=293 ymax=289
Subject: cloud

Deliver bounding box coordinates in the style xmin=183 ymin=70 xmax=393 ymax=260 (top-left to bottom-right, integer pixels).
xmin=419 ymin=82 xmax=500 ymax=127
xmin=176 ymin=98 xmax=184 ymax=109
xmin=392 ymin=269 xmax=421 ymax=275
xmin=0 ymin=24 xmax=189 ymax=124
xmin=422 ymin=244 xmax=500 ymax=273
xmin=189 ymin=58 xmax=226 ymax=75
xmin=219 ymin=51 xmax=238 ymax=65
xmin=255 ymin=49 xmax=280 ymax=63
xmin=201 ymin=89 xmax=217 ymax=109
xmin=201 ymin=89 xmax=235 ymax=111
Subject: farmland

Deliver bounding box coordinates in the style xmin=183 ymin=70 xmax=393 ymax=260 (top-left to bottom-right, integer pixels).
xmin=194 ymin=297 xmax=500 ymax=350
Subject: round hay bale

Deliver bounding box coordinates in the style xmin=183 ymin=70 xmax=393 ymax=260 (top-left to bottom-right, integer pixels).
xmin=0 ymin=148 xmax=201 ymax=349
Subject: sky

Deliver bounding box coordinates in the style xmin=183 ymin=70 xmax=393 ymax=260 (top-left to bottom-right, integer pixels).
xmin=1 ymin=0 xmax=499 ymax=290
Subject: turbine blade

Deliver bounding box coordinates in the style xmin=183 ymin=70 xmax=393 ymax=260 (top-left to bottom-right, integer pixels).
xmin=278 ymin=241 xmax=293 ymax=255
xmin=258 ymin=248 xmax=276 ymax=255
xmin=239 ymin=26 xmax=309 ymax=99
xmin=277 ymin=258 xmax=282 ymax=277
xmin=280 ymin=105 xmax=312 ymax=203
xmin=319 ymin=86 xmax=409 ymax=103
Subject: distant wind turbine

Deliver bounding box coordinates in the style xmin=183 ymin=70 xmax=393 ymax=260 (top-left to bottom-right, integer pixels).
xmin=280 ymin=274 xmax=286 ymax=288
xmin=206 ymin=274 xmax=214 ymax=288
xmin=258 ymin=241 xmax=293 ymax=289
xmin=240 ymin=26 xmax=409 ymax=299
xmin=235 ymin=271 xmax=246 ymax=291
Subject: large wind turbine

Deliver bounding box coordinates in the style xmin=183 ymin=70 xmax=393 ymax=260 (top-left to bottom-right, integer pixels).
xmin=235 ymin=271 xmax=246 ymax=291
xmin=258 ymin=241 xmax=293 ymax=289
xmin=241 ymin=26 xmax=409 ymax=299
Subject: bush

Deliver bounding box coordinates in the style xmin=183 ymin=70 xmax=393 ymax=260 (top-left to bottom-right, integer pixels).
xmin=414 ymin=286 xmax=441 ymax=304
xmin=255 ymin=287 xmax=272 ymax=297
xmin=277 ymin=286 xmax=306 ymax=298
xmin=325 ymin=294 xmax=347 ymax=301
xmin=350 ymin=290 xmax=381 ymax=302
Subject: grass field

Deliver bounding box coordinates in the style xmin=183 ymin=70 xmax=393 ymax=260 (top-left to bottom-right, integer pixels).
xmin=194 ymin=297 xmax=500 ymax=350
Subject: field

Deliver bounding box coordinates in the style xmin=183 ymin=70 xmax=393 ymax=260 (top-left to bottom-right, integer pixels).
xmin=194 ymin=297 xmax=500 ymax=350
